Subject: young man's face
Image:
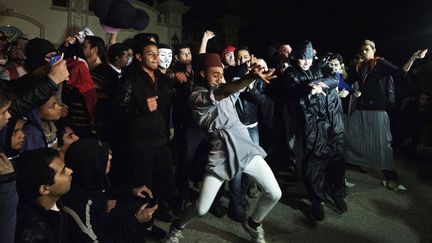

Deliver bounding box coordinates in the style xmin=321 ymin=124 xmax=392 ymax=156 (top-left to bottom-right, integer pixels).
xmin=158 ymin=48 xmax=173 ymax=69
xmin=0 ymin=102 xmax=11 ymax=129
xmin=223 ymin=52 xmax=235 ymax=67
xmin=279 ymin=45 xmax=291 ymax=60
xmin=40 ymin=96 xmax=62 ymax=122
xmin=82 ymin=39 xmax=97 ymax=60
xmin=177 ymin=48 xmax=192 ymax=65
xmin=206 ymin=66 xmax=225 ymax=89
xmin=297 ymin=58 xmax=313 ymax=71
xmin=47 ymin=156 xmax=73 ymax=197
xmin=328 ymin=59 xmax=343 ymax=73
xmin=11 ymin=119 xmax=26 ymax=150
xmin=61 ymin=127 xmax=79 ymax=152
xmin=116 ymin=51 xmax=130 ymax=69
xmin=138 ymin=44 xmax=159 ymax=71
xmin=236 ymin=50 xmax=251 ymax=65
xmin=360 ymin=44 xmax=375 ymax=60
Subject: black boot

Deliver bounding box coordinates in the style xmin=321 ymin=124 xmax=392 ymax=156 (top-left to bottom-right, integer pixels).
xmin=311 ymin=202 xmax=325 ymax=221
xmin=332 ymin=197 xmax=347 ymax=213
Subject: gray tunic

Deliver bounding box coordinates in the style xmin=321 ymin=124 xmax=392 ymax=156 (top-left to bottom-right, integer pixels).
xmin=189 ymin=86 xmax=267 ymax=180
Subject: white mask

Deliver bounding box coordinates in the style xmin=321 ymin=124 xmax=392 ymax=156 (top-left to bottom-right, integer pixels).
xmin=158 ymin=48 xmax=172 ymax=69
xmin=126 ymin=56 xmax=133 ymax=66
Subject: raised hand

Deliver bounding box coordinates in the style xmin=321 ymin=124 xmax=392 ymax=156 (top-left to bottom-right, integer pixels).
xmin=48 ymin=55 xmax=69 ymax=84
xmin=202 ymin=30 xmax=215 ymax=41
xmin=412 ymin=49 xmax=428 ymax=59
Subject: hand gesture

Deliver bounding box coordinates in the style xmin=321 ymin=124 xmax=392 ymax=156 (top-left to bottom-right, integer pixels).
xmin=132 ymin=185 xmax=153 ymax=199
xmin=202 ymin=30 xmax=215 ymax=41
xmin=64 ymin=36 xmax=77 ymax=47
xmin=0 ymin=153 xmax=14 ymax=176
xmin=135 ymin=203 xmax=158 ymax=223
xmin=310 ymin=82 xmax=328 ymax=96
xmin=106 ymin=199 xmax=117 ymax=213
xmin=412 ymin=49 xmax=428 ymax=59
xmin=175 ymin=71 xmax=188 ymax=83
xmin=250 ymin=64 xmax=277 ymax=83
xmin=339 ymin=89 xmax=349 ymax=98
xmin=48 ymin=55 xmax=69 ymax=85
xmin=147 ymin=96 xmax=158 ymax=112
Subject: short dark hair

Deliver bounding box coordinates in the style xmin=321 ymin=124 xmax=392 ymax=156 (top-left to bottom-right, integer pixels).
xmin=132 ymin=33 xmax=159 ymax=44
xmin=0 ymin=80 xmax=15 ymax=108
xmin=15 ymin=148 xmax=59 ymax=202
xmin=133 ymin=39 xmax=157 ymax=56
xmin=175 ymin=44 xmax=191 ymax=55
xmin=235 ymin=46 xmax=251 ymax=57
xmin=329 ymin=53 xmax=344 ymax=64
xmin=108 ymin=43 xmax=129 ymax=64
xmin=84 ymin=36 xmax=105 ymax=58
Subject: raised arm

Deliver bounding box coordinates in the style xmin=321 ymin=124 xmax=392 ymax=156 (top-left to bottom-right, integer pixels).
xmin=213 ymin=67 xmax=276 ymax=101
xmin=402 ymin=49 xmax=428 ymax=72
xmin=198 ymin=30 xmax=215 ymax=54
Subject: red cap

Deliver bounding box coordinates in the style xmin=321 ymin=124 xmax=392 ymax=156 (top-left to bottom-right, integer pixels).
xmin=220 ymin=46 xmax=236 ymax=59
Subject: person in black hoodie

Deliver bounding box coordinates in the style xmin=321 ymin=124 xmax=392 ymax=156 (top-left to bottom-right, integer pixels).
xmin=63 ymin=138 xmax=164 ymax=242
xmin=14 ymin=148 xmax=73 ymax=243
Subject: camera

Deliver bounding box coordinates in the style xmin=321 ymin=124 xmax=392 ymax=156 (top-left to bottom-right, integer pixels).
xmin=140 ymin=191 xmax=158 ymax=208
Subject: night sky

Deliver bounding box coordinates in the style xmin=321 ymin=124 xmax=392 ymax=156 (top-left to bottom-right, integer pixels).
xmin=177 ymin=0 xmax=432 ymax=65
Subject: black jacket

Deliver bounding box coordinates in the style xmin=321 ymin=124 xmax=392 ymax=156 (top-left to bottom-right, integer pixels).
xmin=15 ymin=201 xmax=68 ymax=243
xmin=119 ymin=64 xmax=173 ymax=146
xmin=283 ymin=60 xmax=343 ymax=160
xmin=347 ymin=58 xmax=404 ymax=111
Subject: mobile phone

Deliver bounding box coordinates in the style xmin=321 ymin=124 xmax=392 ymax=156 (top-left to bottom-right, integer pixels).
xmin=50 ymin=53 xmax=63 ymax=65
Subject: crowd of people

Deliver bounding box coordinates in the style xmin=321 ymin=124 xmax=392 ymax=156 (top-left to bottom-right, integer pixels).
xmin=0 ymin=25 xmax=430 ymax=243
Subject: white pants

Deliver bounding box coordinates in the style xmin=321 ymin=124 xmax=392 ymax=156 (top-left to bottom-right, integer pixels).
xmin=178 ymin=155 xmax=282 ymax=228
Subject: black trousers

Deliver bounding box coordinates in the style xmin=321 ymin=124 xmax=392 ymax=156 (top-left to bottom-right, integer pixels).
xmin=128 ymin=143 xmax=176 ymax=203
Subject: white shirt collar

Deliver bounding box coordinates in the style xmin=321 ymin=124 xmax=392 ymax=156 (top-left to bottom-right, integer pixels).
xmin=108 ymin=63 xmax=122 ymax=74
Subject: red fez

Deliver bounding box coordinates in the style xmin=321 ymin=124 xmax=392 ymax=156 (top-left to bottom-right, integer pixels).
xmin=220 ymin=46 xmax=236 ymax=59
xmin=204 ymin=53 xmax=223 ymax=69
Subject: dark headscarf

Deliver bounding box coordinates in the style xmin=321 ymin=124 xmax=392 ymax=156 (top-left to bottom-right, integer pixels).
xmin=0 ymin=118 xmax=22 ymax=157
xmin=25 ymin=37 xmax=56 ymax=71
xmin=64 ymin=138 xmax=109 ymax=191
xmin=292 ymin=40 xmax=314 ymax=60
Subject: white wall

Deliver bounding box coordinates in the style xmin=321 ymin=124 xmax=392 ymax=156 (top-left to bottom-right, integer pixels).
xmin=0 ymin=0 xmax=170 ymax=47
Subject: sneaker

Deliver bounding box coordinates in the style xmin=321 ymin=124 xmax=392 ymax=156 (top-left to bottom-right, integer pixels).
xmin=163 ymin=227 xmax=184 ymax=243
xmin=386 ymin=180 xmax=400 ymax=190
xmin=209 ymin=199 xmax=226 ymax=218
xmin=345 ymin=179 xmax=355 ymax=188
xmin=311 ymin=202 xmax=325 ymax=221
xmin=247 ymin=183 xmax=260 ymax=198
xmin=145 ymin=225 xmax=167 ymax=240
xmin=242 ymin=220 xmax=266 ymax=243
xmin=332 ymin=197 xmax=347 ymax=213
